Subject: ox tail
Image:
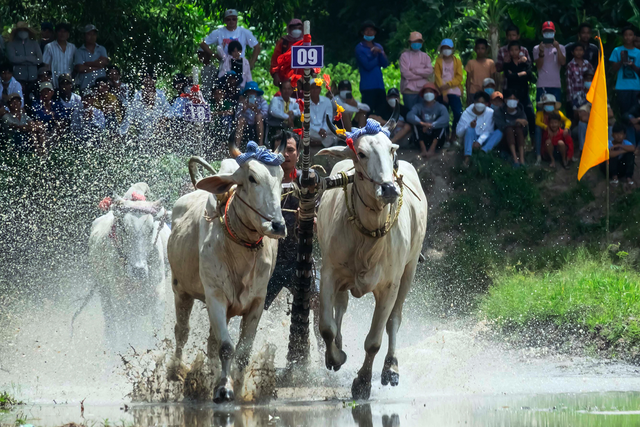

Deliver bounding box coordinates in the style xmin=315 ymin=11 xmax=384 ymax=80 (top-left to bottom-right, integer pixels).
xmin=188 ymin=157 xmax=218 ymax=189
xmin=70 ymin=288 xmax=96 ymax=339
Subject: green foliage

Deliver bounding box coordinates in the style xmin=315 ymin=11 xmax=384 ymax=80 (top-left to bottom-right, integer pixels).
xmin=480 ymin=250 xmax=640 ymax=350
xmin=0 ymin=392 xmax=22 ymax=410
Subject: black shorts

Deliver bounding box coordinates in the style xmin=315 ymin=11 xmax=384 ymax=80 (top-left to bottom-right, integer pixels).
xmin=417 ymin=127 xmax=446 ymax=146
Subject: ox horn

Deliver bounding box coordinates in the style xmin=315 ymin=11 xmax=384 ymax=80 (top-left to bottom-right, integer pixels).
xmin=228 ymin=140 xmax=241 ymax=159
xmin=325 ymin=116 xmax=348 ymax=141
xmin=382 ymin=102 xmax=401 ymax=132
xmin=188 ymin=156 xmax=218 ymax=189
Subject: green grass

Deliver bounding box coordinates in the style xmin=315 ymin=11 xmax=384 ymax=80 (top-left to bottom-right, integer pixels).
xmin=0 ymin=391 xmax=22 ymax=410
xmin=479 ymin=250 xmax=640 ymax=350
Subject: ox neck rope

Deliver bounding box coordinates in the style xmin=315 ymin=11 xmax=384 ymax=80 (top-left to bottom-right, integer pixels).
xmin=219 ymin=192 xmax=264 ymax=251
xmin=340 ymin=170 xmax=404 ymax=238
xmin=109 ymin=211 xmax=166 ymax=264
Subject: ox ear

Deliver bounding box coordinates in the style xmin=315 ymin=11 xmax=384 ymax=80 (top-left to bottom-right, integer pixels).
xmin=196 ymin=173 xmax=238 ymax=194
xmin=315 ymin=146 xmax=356 ymax=160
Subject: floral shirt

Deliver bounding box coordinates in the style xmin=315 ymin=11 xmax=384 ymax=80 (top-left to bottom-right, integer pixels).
xmin=566 ymin=58 xmax=594 ymax=108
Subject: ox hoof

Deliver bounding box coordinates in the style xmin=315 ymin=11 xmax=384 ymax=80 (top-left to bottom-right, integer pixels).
xmin=351 ymin=376 xmax=371 ymax=400
xmin=381 ymin=357 xmax=399 ymax=387
xmin=167 ymin=360 xmax=188 ymax=382
xmin=325 ymin=349 xmax=347 ymax=371
xmin=213 ymin=385 xmax=235 ymax=403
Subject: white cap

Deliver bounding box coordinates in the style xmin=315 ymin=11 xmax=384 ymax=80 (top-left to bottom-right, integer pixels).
xmin=483 ymin=78 xmax=496 ymax=87
xmin=224 ymin=9 xmax=238 ymax=18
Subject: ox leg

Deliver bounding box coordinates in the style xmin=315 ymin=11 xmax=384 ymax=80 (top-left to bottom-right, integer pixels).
xmin=205 ymin=293 xmax=235 ymax=403
xmin=233 ymin=301 xmax=263 ymax=394
xmin=382 ymin=262 xmax=416 ymax=387
xmin=334 ymin=291 xmax=349 ymax=352
xmin=319 ymin=270 xmax=347 ymax=371
xmin=352 ymin=286 xmax=398 ymax=400
xmin=167 ymin=290 xmax=194 ymax=382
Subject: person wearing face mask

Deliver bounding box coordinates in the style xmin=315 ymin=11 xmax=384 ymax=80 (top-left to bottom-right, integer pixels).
xmin=457 ymin=91 xmax=503 ymax=168
xmin=465 ymin=39 xmax=497 ymax=106
xmin=235 ymin=81 xmax=268 ymax=146
xmin=370 ymin=88 xmax=412 ymax=145
xmin=482 ymin=78 xmax=497 ymax=97
xmin=503 ymin=40 xmax=536 ymax=140
xmin=407 ymin=83 xmax=450 ymax=159
xmin=334 ymin=80 xmax=370 ymax=130
xmin=6 ymin=22 xmax=43 ymax=85
xmin=535 ymin=93 xmax=571 ymax=165
xmin=566 ymin=44 xmax=594 ymax=121
xmin=217 ymin=40 xmax=252 ymax=90
xmin=270 ymin=19 xmax=303 ymax=86
xmin=1 ymin=63 xmax=24 ymax=108
xmin=435 ymin=38 xmax=464 ymax=145
xmin=399 ymin=32 xmax=433 ymax=111
xmin=533 ymin=21 xmax=566 ymax=102
xmin=356 ymin=20 xmax=389 ymax=116
xmin=494 ymin=91 xmax=529 ymax=166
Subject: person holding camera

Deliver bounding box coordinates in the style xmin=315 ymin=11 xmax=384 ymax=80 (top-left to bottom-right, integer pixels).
xmin=533 ymin=21 xmax=566 ymax=102
xmin=610 ymin=26 xmax=640 ymax=114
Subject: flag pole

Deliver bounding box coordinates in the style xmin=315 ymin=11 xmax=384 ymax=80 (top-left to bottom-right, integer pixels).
xmin=599 ymin=30 xmax=610 ymax=245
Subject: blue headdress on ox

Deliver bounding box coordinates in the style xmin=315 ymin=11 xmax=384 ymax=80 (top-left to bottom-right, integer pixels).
xmin=325 ymin=103 xmax=400 ymax=153
xmin=234 ymin=141 xmax=284 ymax=166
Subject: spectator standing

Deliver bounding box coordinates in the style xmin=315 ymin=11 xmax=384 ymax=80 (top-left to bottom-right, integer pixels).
xmin=533 ymin=21 xmax=566 ymax=101
xmin=604 ymin=123 xmax=636 ymax=185
xmin=399 ymin=31 xmax=433 ymax=111
xmin=268 ymin=79 xmax=301 ymax=136
xmin=406 ymin=83 xmax=449 ymax=158
xmin=465 ymin=38 xmax=497 ymax=105
xmin=39 ymin=22 xmax=54 ymax=52
xmin=74 ymin=25 xmax=109 ymax=91
xmin=1 ymin=63 xmax=24 ymax=107
xmin=503 ymin=40 xmax=536 ymax=137
xmin=6 ymin=22 xmax=43 ymax=85
xmin=494 ymin=90 xmax=529 ymax=166
xmin=435 ymin=38 xmax=464 ymax=144
xmin=566 ymin=44 xmax=594 ymax=118
xmin=197 ymin=48 xmax=216 ymax=100
xmin=201 ymin=9 xmax=260 ymax=69
xmin=496 ymin=25 xmax=531 ymax=73
xmin=2 ymin=92 xmax=37 ymax=152
xmin=106 ymin=65 xmax=129 ymax=110
xmin=334 ymin=80 xmax=369 ymax=130
xmin=355 ymin=20 xmax=389 ymax=116
xmin=216 ymin=40 xmax=252 ymax=89
xmin=235 ymin=81 xmax=268 ymax=146
xmin=542 ymin=112 xmax=574 ymax=169
xmin=456 ymin=91 xmax=502 ymax=167
xmin=565 ymin=23 xmax=599 ymax=68
xmin=610 ymin=27 xmax=640 ymax=114
xmin=370 ymin=88 xmax=413 ymax=145
xmin=43 ymin=23 xmax=76 ymax=88
xmin=309 ymin=80 xmax=337 ymax=147
xmin=270 ymin=19 xmax=303 ymax=86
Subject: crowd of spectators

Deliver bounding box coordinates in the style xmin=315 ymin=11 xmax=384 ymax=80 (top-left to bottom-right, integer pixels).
xmin=1 ymin=13 xmax=640 ymax=184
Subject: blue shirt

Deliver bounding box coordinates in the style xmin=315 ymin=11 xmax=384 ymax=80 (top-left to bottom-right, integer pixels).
xmin=609 ymin=139 xmax=634 ymax=159
xmin=355 ymin=42 xmax=389 ymax=91
xmin=609 ymin=47 xmax=640 ymax=91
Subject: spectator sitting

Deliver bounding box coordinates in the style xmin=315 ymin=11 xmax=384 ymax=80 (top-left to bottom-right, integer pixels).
xmin=74 ymin=25 xmax=109 ymax=91
xmin=533 ymin=21 xmax=566 ymax=101
xmin=535 ymin=93 xmax=571 ymax=165
xmin=31 ymin=81 xmax=58 ymax=140
xmin=219 ymin=71 xmax=242 ymax=102
xmin=576 ymin=102 xmax=591 ymax=161
xmin=268 ymin=79 xmax=301 ymax=137
xmin=566 ymin=43 xmax=594 ymax=118
xmin=209 ymin=85 xmax=236 ymax=145
xmin=503 ymin=40 xmax=536 ymax=138
xmin=309 ymin=79 xmax=337 ymax=147
xmin=370 ymin=88 xmax=412 ymax=146
xmin=482 ymin=78 xmax=497 ymax=97
xmin=76 ymin=88 xmax=106 ymax=140
xmin=39 ymin=22 xmax=54 ymax=52
xmin=1 ymin=63 xmax=24 ymax=107
xmin=217 ymin=40 xmax=252 ymax=89
xmin=270 ymin=19 xmax=303 ymax=86
xmin=235 ymin=81 xmax=268 ymax=146
xmin=53 ymin=74 xmax=81 ymax=126
xmin=93 ymin=76 xmax=123 ymax=128
xmin=355 ymin=20 xmax=389 ymax=116
xmin=465 ymin=39 xmax=497 ymax=105
xmin=42 ymin=22 xmax=76 ymax=88
xmin=542 ymin=112 xmax=574 ymax=169
xmin=170 ymin=73 xmax=189 ymax=103
xmin=457 ymin=91 xmax=502 ymax=168
xmin=6 ymin=22 xmax=43 ymax=85
xmin=106 ymin=65 xmax=129 ymax=110
xmin=490 ymin=91 xmax=504 ymax=110
xmin=496 ymin=25 xmax=531 ymax=73
xmin=565 ymin=23 xmax=599 ymax=68
xmin=435 ymin=38 xmax=464 ymax=144
xmin=494 ymin=90 xmax=529 ymax=166
xmin=2 ymin=92 xmax=38 ymax=152
xmin=604 ymin=123 xmax=636 ymax=185
xmin=625 ymin=92 xmax=640 ymax=145
xmin=609 ymin=26 xmax=640 ymax=114
xmin=334 ymin=80 xmax=369 ymax=130
xmin=399 ymin=31 xmax=433 ymax=111
xmin=406 ymin=83 xmax=449 ymax=159
xmin=201 ymin=9 xmax=260 ymax=69
xmin=26 ymin=66 xmax=52 ymax=113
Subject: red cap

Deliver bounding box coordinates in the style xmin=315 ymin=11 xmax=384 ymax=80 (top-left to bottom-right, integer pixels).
xmin=542 ymin=21 xmax=555 ymax=31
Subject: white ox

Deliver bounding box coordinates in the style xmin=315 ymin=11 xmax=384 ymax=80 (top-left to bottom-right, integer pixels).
xmin=167 ymin=143 xmax=285 ymax=403
xmin=81 ymin=183 xmax=171 ymax=349
xmin=316 ymin=113 xmax=428 ymax=400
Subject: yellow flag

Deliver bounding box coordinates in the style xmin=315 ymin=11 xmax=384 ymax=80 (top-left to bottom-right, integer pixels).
xmin=578 ymin=37 xmax=609 ymax=180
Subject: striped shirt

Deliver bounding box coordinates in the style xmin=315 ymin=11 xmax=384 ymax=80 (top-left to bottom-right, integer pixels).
xmin=43 ymin=41 xmax=77 ymax=88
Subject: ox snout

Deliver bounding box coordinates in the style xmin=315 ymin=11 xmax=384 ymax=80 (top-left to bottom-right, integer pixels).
xmin=380 ymin=182 xmax=400 ymax=205
xmin=271 ymin=221 xmax=286 ymax=236
xmin=130 ymin=263 xmax=149 ymax=280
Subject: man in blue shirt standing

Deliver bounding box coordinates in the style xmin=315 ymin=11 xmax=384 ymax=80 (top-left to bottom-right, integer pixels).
xmin=356 ymin=20 xmax=389 ymax=116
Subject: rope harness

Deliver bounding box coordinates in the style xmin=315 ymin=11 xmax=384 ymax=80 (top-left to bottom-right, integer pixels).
xmin=204 ymin=191 xmax=264 ymax=251
xmin=109 ymin=208 xmax=167 ymax=265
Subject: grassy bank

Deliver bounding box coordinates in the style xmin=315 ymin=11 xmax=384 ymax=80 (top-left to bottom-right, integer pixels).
xmin=479 ymin=250 xmax=640 ymax=361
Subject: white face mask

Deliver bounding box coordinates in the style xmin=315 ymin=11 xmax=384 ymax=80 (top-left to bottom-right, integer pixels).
xmin=423 ymin=92 xmax=436 ymax=102
xmin=17 ymin=30 xmax=29 ymax=40
xmin=542 ymin=32 xmax=555 ymax=40
xmin=248 ymin=95 xmax=256 ymax=104
xmin=387 ymin=98 xmax=398 ymax=107
xmin=506 ymin=99 xmax=518 ymax=109
xmin=339 ymin=90 xmax=351 ymax=99
xmin=474 ymin=103 xmax=486 ymax=113
xmin=290 ymin=29 xmax=302 ymax=38
xmin=441 ymin=48 xmax=453 ymax=56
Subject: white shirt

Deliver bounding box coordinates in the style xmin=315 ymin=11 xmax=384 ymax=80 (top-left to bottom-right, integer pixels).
xmin=43 ymin=41 xmax=77 ymax=88
xmin=1 ymin=76 xmax=24 ymax=107
xmin=120 ymin=89 xmax=173 ymax=140
xmin=204 ymin=26 xmax=258 ymax=57
xmin=73 ymin=105 xmax=105 ymax=135
xmin=268 ymin=95 xmax=301 ymax=124
xmin=309 ymin=95 xmax=333 ymax=133
xmin=59 ymin=92 xmax=82 ymax=128
xmin=456 ymin=105 xmax=495 ymax=144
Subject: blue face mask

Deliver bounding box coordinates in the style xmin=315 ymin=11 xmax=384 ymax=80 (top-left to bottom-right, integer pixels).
xmin=544 ymin=105 xmax=555 ymax=112
xmin=363 ymin=35 xmax=375 ymax=42
xmin=485 ymin=88 xmax=495 ymax=96
xmin=411 ymin=42 xmax=422 ymax=51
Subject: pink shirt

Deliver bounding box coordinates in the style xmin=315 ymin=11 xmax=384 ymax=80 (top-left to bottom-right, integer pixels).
xmin=442 ymin=59 xmax=461 ymax=96
xmin=399 ymin=50 xmax=433 ymax=93
xmin=533 ymin=44 xmax=566 ymax=88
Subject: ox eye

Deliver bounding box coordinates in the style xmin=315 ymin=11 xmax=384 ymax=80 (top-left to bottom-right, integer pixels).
xmin=249 ymin=176 xmax=257 ymax=184
xmin=358 ymin=152 xmax=366 ymax=159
